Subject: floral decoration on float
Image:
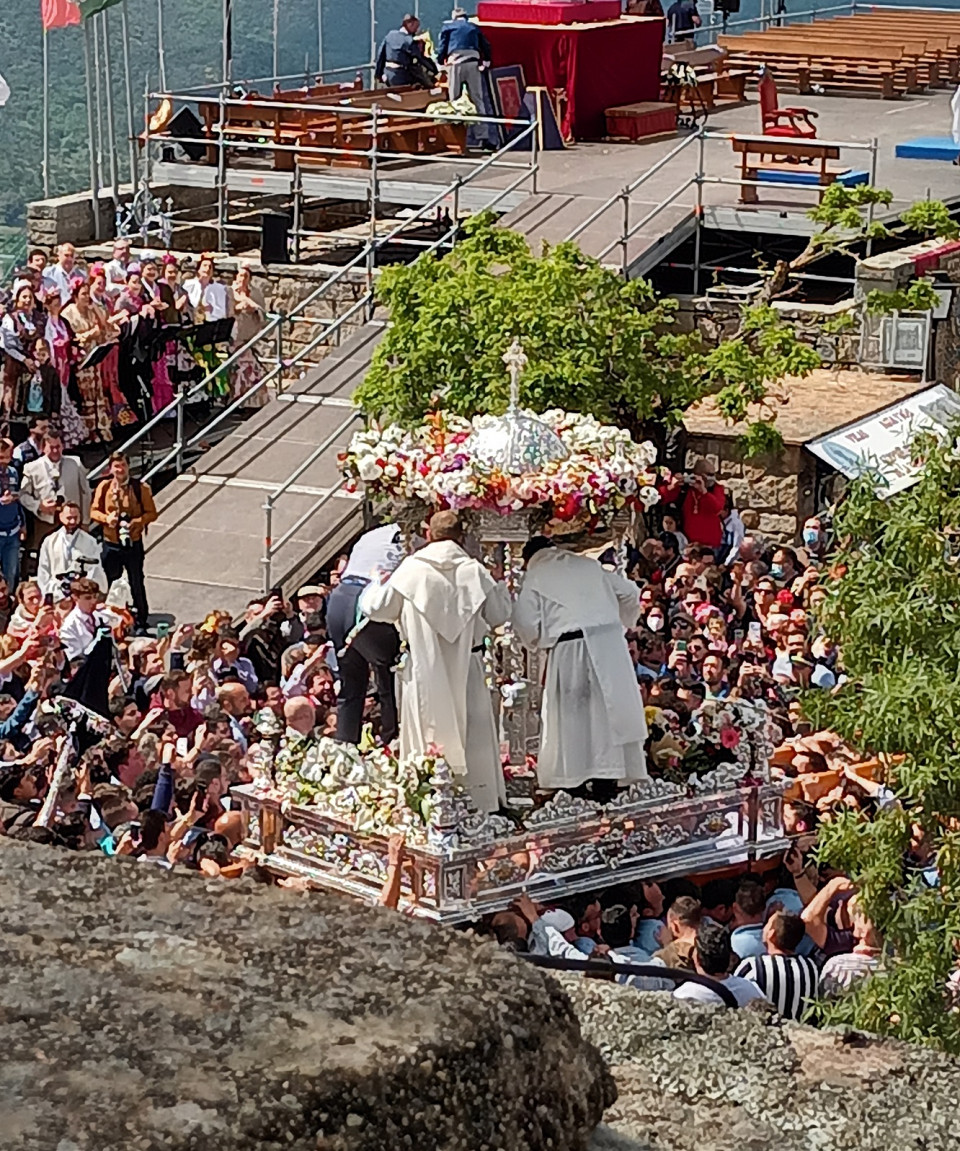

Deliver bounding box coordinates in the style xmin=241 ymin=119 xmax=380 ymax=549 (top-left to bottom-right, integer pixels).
xmin=339 ymin=408 xmax=660 ymax=531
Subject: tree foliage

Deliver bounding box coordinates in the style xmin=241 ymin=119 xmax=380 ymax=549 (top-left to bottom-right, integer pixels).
xmin=805 ymin=431 xmax=960 ymax=1052
xmin=356 ymin=215 xmax=818 ymax=454
xmin=759 ymin=184 xmax=959 ymax=306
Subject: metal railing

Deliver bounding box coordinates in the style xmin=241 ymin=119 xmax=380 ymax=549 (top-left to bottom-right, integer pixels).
xmin=564 ymin=126 xmax=880 ymax=280
xmin=260 ymin=409 xmax=364 ymax=592
xmin=95 ymin=112 xmax=540 ymax=581
xmin=521 ymin=953 xmax=739 ymax=1007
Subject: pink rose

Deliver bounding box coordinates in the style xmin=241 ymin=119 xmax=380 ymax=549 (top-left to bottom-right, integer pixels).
xmin=720 ymin=727 xmax=741 ymax=750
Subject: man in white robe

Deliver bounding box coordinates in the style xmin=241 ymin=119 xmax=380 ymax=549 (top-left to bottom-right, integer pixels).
xmin=362 ymin=510 xmax=510 ymax=813
xmin=37 ymin=501 xmax=106 ymax=600
xmin=513 ymin=537 xmax=648 ymax=796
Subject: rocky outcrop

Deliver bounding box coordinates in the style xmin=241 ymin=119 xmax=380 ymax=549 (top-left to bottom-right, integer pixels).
xmin=0 ymin=841 xmax=613 ymax=1151
xmin=564 ymin=977 xmax=958 ymax=1151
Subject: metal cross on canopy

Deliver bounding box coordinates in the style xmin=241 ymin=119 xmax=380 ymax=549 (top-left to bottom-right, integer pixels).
xmin=503 ymin=338 xmax=528 ymax=410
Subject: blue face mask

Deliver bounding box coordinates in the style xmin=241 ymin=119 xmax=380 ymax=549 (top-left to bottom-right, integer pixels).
xmin=803 ymin=528 xmax=820 ymax=546
xmin=770 ymin=563 xmax=784 ymax=580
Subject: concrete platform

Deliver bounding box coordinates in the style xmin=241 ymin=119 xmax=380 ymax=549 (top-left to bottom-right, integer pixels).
xmin=143 ymin=322 xmax=384 ymax=620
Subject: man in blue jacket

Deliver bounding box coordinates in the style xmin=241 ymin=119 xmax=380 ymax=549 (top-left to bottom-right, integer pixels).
xmin=437 ymin=7 xmax=496 ymax=147
xmin=376 ymin=13 xmax=435 ymax=88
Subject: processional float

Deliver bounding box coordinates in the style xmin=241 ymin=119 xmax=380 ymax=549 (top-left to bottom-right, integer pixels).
xmin=234 ymin=343 xmax=786 ymax=920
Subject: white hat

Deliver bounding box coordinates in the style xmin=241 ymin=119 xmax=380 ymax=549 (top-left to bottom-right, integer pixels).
xmin=540 ymin=909 xmax=575 ymax=933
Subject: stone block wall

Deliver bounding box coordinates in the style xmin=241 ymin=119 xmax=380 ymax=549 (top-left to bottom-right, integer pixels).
xmin=685 ymin=435 xmax=816 ymax=544
xmin=680 ymin=297 xmax=860 ymax=366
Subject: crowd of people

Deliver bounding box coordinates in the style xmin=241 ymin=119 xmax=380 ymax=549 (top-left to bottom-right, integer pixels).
xmin=0 ymin=239 xmax=268 ymax=447
xmin=0 ymin=439 xmax=902 ymax=1021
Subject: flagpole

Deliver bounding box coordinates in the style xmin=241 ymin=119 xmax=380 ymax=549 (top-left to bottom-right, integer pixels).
xmin=83 ymin=18 xmax=102 ymax=242
xmin=42 ymin=30 xmax=50 ymax=198
xmin=101 ymin=9 xmax=119 ymax=199
xmin=92 ymin=14 xmax=105 ymax=190
xmin=157 ymin=0 xmax=167 ymax=90
xmin=222 ymin=0 xmax=232 ymax=89
xmin=369 ymin=0 xmax=376 ymax=85
xmin=120 ymin=0 xmax=139 ymax=190
xmin=317 ymin=0 xmax=323 ymax=77
xmin=272 ymin=0 xmax=279 ymax=85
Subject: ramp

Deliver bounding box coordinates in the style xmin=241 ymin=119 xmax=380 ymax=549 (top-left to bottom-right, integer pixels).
xmin=144 ymin=322 xmax=385 ymax=621
xmin=502 ymin=191 xmax=695 ymax=278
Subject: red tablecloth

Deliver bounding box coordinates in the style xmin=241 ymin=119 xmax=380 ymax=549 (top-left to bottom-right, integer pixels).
xmin=481 ymin=16 xmax=664 ymax=140
xmin=477 ymin=1 xmax=622 ymax=23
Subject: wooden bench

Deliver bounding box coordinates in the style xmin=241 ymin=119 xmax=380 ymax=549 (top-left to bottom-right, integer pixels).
xmin=719 ymin=34 xmax=913 ymax=98
xmin=732 ymin=136 xmax=843 ymax=203
xmin=186 ymin=86 xmax=466 ymax=171
xmin=823 ymin=16 xmax=960 ymax=83
xmin=756 ymin=28 xmax=936 ymax=90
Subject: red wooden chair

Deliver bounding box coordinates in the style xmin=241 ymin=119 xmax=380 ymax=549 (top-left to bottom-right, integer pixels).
xmin=758 ymin=66 xmax=818 ymax=138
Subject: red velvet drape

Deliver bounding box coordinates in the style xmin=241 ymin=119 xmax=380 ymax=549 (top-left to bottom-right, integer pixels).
xmin=481 ymin=17 xmax=665 ymax=140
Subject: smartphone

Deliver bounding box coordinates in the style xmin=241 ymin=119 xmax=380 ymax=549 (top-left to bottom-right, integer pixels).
xmin=674 ymin=639 xmax=687 ymax=654
xmin=748 ymin=621 xmax=763 ymax=642
xmin=269 ymin=586 xmax=283 ymax=601
xmin=42 ymin=592 xmax=54 ymax=607
xmin=733 ymin=628 xmax=744 ymax=644
xmin=156 ymin=621 xmax=171 ymax=639
xmin=175 ymin=736 xmax=189 ymax=758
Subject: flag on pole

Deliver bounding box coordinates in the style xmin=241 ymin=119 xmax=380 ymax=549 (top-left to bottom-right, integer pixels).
xmin=0 ymin=73 xmax=9 ymax=107
xmin=41 ymin=0 xmax=82 ymax=29
xmin=77 ymin=0 xmax=122 ymax=17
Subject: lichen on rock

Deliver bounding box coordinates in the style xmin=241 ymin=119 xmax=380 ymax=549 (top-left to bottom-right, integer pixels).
xmin=563 ymin=976 xmax=960 ymax=1151
xmin=0 ymin=841 xmax=613 ymax=1151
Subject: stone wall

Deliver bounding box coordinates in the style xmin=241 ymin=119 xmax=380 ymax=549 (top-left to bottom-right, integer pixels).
xmin=27 ymin=185 xmax=220 ymax=252
xmin=0 ymin=839 xmax=614 ymax=1151
xmin=563 ymin=977 xmax=960 ymax=1151
xmin=683 ymin=436 xmax=816 ymax=544
xmin=680 ymin=297 xmax=860 ymax=366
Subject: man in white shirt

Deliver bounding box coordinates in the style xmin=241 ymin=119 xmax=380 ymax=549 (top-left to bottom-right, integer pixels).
xmin=46 ymin=242 xmax=85 ymax=305
xmin=674 ymin=923 xmax=768 ymax=1008
xmin=20 ymin=431 xmax=91 ymax=546
xmin=59 ymin=577 xmax=121 ymax=663
xmin=326 ymin=522 xmax=404 ymax=745
xmin=104 ymin=238 xmax=133 ymax=297
xmin=37 ymin=501 xmax=106 ymax=600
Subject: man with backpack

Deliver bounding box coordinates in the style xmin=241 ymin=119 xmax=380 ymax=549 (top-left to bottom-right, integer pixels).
xmin=90 ymin=451 xmax=157 ymax=634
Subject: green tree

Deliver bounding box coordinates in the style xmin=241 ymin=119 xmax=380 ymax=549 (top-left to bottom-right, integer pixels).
xmin=805 ymin=431 xmax=960 ymax=1053
xmin=356 ymin=214 xmax=819 ymax=455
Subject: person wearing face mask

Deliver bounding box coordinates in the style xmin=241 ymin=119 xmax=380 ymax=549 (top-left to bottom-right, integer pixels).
xmin=769 ymin=547 xmax=803 ymax=587
xmin=645 ymin=606 xmax=666 ymax=634
xmin=799 ymin=516 xmax=827 ymax=566
xmin=658 ymin=460 xmax=726 ymax=550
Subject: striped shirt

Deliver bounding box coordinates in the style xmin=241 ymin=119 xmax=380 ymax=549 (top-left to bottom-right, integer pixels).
xmin=820 ymin=951 xmax=879 ymax=997
xmin=733 ymin=953 xmax=820 ymax=1020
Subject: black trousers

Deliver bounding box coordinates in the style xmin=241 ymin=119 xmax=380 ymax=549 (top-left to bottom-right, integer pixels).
xmin=326 ymin=579 xmax=400 ymax=745
xmin=101 ymin=538 xmax=149 ymax=627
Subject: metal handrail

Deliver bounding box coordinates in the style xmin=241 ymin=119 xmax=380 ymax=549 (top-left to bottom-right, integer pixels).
xmin=520 ymin=954 xmax=739 ymax=1008
xmin=86 ymin=313 xmax=283 ymax=481
xmin=564 ymin=131 xmax=702 ymax=245
xmin=261 ymin=409 xmax=363 ymax=590
xmin=595 ymin=176 xmax=696 ymax=266
xmin=152 ymin=89 xmax=531 ymax=129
